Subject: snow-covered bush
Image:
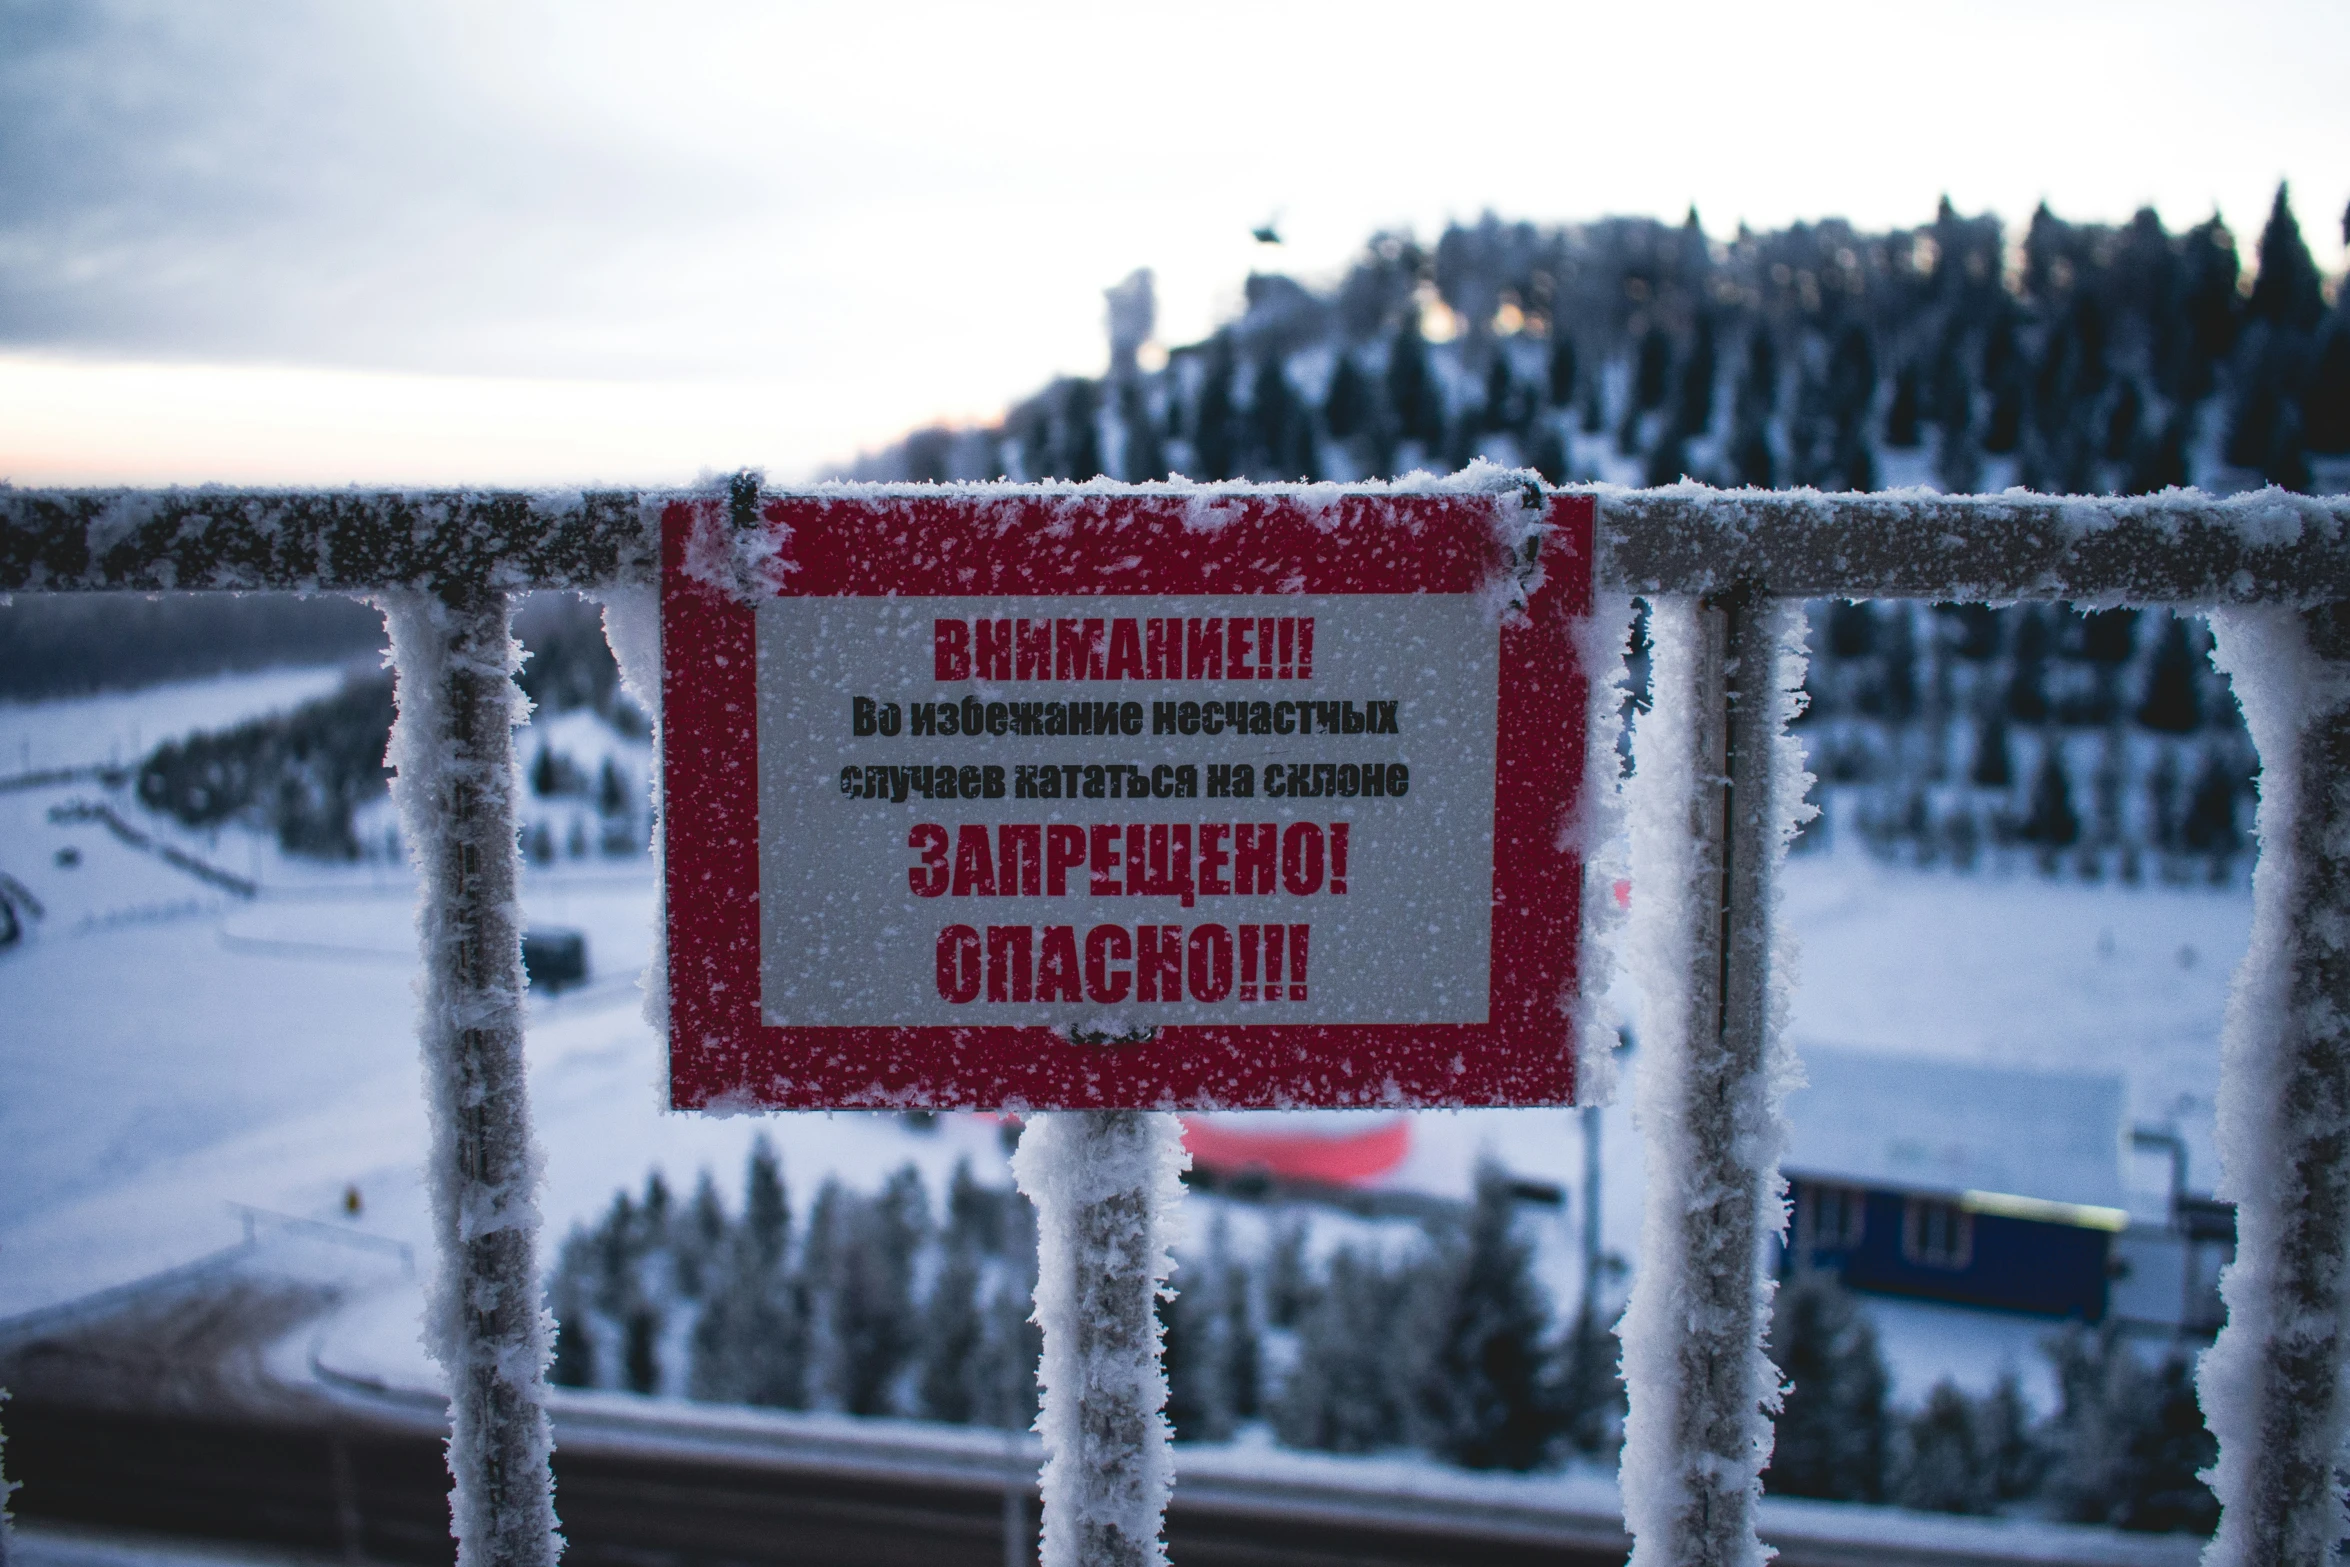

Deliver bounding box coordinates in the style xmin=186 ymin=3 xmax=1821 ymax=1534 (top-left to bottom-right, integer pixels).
xmin=1267 ymin=1162 xmax=1592 ymax=1470
xmin=1416 ymin=1163 xmax=1567 ymax=1471
xmin=1160 ymin=1217 xmax=1259 ymax=1444
xmin=1266 ymin=1240 xmax=1427 ymax=1454
xmin=1890 ymin=1376 xmax=2038 ymax=1516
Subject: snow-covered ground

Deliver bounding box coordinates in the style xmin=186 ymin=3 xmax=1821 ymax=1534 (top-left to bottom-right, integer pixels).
xmin=1780 ymin=847 xmax=2245 ymax=1216
xmin=0 ymin=666 xmax=2252 ymax=1416
xmin=11 ymin=1521 xmax=348 ymax=1567
xmin=0 ymin=667 xmax=355 ymax=777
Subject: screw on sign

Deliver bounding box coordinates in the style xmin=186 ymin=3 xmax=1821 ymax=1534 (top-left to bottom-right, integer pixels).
xmin=658 ymin=482 xmax=1596 ymax=1567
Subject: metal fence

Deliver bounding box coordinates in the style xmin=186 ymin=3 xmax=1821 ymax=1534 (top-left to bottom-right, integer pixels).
xmin=5 ymin=479 xmax=2348 ymax=1567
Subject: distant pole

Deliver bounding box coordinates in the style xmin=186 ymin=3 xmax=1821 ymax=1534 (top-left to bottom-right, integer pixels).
xmin=1581 ymin=1101 xmax=1603 ymax=1332
xmin=2130 ymin=1125 xmax=2193 ymax=1330
xmin=1 ymin=1387 xmax=16 ymax=1567
xmin=1575 ymin=1098 xmax=1607 ymax=1444
xmin=1002 ymin=1444 xmax=1027 ymax=1567
xmin=1003 ymin=1312 xmax=1030 ymax=1567
xmin=382 ymin=590 xmax=559 ymax=1567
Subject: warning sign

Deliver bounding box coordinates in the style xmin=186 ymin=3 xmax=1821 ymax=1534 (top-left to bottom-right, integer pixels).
xmin=662 ymin=489 xmax=1594 ymax=1111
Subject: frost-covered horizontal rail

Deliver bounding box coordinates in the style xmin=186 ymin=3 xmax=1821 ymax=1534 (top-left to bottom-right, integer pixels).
xmin=1589 ymin=485 xmax=2350 ymax=604
xmin=7 ymin=484 xmax=2350 ymax=606
xmin=0 ymin=488 xmax=657 ymax=595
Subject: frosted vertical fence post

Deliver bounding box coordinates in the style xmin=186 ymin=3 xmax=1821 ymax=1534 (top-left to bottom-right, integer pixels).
xmin=382 ymin=589 xmax=561 ymax=1567
xmin=1619 ymin=589 xmax=1797 ymax=1567
xmin=2199 ymin=604 xmax=2350 ymax=1567
xmin=1012 ymin=1109 xmax=1187 ymax=1567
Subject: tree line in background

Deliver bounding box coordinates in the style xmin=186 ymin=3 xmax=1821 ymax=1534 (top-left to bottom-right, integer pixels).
xmin=0 ymin=592 xmax=386 ymax=704
xmin=130 ymin=593 xmax=644 ymax=859
xmin=136 ymin=671 xmax=398 ymax=858
xmin=1766 ymin=1271 xmax=2216 ymax=1533
xmin=1784 ymin=597 xmax=2253 ymax=878
xmin=854 ymin=187 xmax=2347 ymax=500
xmin=546 ymin=1143 xmax=1620 ymax=1472
xmin=545 ymin=1146 xmax=2218 ymax=1532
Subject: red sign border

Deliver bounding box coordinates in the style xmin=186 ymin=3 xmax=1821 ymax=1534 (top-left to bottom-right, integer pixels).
xmin=662 ymin=490 xmax=1594 ymax=1111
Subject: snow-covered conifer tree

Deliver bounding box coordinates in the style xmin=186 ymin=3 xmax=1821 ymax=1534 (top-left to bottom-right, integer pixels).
xmin=688 ymin=1145 xmax=808 ymax=1409
xmin=1761 ymin=1269 xmax=1888 ymax=1503
xmin=1271 ymin=1245 xmax=1412 ymax=1454
xmin=673 ymin=1170 xmax=726 ymax=1300
xmin=1892 ymin=1382 xmax=1996 ymax=1515
xmin=1417 ymin=1164 xmax=1559 ymax=1472
xmin=917 ymin=1235 xmax=987 ymax=1424
xmin=826 ymin=1167 xmax=927 ymax=1416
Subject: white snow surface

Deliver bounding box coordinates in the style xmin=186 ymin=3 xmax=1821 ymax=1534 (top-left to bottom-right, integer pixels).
xmin=1776 ymin=862 xmax=2248 ymax=1223
xmin=1783 ymin=1048 xmax=2128 ymax=1211
xmin=3 ymin=812 xmax=2238 ymax=1406
xmin=0 ymin=666 xmax=351 ymax=776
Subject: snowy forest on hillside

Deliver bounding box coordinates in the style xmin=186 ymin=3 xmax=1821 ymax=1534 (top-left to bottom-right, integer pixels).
xmin=846 ymin=190 xmax=2345 ymax=880
xmin=104 ymin=595 xmax=652 ymax=865
xmin=1765 ymin=598 xmax=2248 ymax=879
xmin=851 ymin=188 xmax=2348 ymax=498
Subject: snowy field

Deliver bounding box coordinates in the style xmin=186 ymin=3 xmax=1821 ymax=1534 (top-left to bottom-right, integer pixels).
xmin=11 ymin=1521 xmax=347 ymax=1567
xmin=0 ymin=666 xmax=2251 ymax=1416
xmin=0 ymin=668 xmax=354 ymax=778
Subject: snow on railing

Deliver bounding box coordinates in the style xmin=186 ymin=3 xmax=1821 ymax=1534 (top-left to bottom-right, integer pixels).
xmin=2194 ymin=606 xmax=2350 ymax=1567
xmin=1619 ymin=590 xmax=1813 ymax=1567
xmin=379 ymin=589 xmax=560 ymax=1567
xmin=1013 ymin=1109 xmax=1189 ymax=1567
xmin=5 ymin=477 xmax=2349 ymax=1567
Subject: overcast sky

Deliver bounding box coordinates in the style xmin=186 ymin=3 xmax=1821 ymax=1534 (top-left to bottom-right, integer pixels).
xmin=3 ymin=0 xmax=2344 ymax=486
